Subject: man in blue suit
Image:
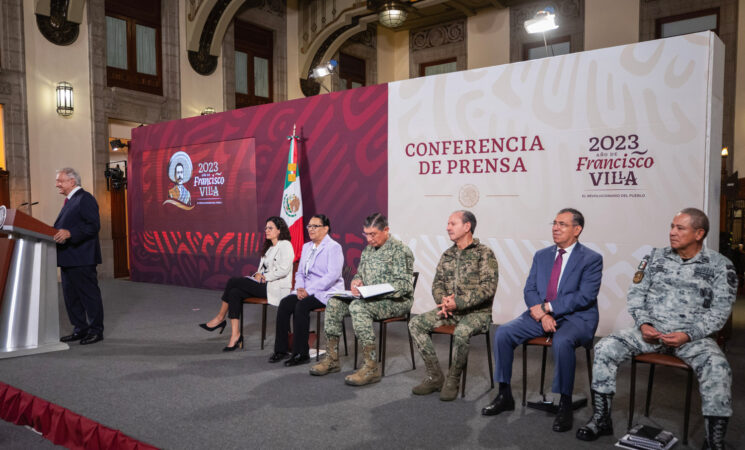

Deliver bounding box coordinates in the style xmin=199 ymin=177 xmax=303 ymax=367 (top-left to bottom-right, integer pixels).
xmin=54 ymin=168 xmax=104 ymax=345
xmin=482 ymin=208 xmax=602 ymax=433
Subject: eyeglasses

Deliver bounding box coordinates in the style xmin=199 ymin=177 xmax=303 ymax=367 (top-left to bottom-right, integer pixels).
xmin=551 ymin=221 xmax=575 ymax=229
xmin=362 ymin=232 xmax=381 ymax=238
xmin=307 ymin=224 xmax=324 ymax=229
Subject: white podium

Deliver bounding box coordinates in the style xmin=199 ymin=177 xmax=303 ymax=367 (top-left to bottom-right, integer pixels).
xmin=0 ymin=205 xmax=68 ymax=358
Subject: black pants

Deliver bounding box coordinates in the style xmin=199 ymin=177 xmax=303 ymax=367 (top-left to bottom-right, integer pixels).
xmin=221 ymin=277 xmax=267 ymax=319
xmin=274 ymin=294 xmax=324 ymax=356
xmin=61 ymin=265 xmax=104 ymax=335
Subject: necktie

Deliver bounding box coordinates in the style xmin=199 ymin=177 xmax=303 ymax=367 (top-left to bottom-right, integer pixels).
xmin=546 ymin=248 xmax=566 ymax=301
xmin=64 ymin=198 xmax=68 ymax=205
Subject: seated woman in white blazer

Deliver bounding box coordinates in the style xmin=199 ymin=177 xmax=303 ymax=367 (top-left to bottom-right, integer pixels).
xmin=200 ymin=216 xmax=294 ymax=351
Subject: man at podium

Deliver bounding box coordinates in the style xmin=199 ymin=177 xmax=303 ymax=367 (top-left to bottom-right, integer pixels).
xmin=53 ymin=168 xmax=104 ymax=345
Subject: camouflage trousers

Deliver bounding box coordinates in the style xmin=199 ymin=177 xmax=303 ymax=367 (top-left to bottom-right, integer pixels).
xmin=592 ymin=327 xmax=732 ymax=417
xmin=324 ymin=296 xmax=413 ymax=347
xmin=409 ymin=309 xmax=492 ymax=377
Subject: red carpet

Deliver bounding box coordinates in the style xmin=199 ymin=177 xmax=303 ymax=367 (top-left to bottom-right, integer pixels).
xmin=0 ymin=381 xmax=157 ymax=450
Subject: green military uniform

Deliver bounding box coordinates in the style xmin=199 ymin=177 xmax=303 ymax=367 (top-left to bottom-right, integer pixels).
xmin=592 ymin=247 xmax=736 ymax=417
xmin=409 ymin=238 xmax=499 ymax=376
xmin=324 ymin=236 xmax=414 ymax=347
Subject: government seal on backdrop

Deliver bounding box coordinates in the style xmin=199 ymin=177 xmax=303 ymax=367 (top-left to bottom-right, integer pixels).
xmin=459 ymin=184 xmax=479 ymax=208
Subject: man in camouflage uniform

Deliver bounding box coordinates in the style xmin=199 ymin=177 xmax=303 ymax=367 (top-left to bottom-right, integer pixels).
xmin=577 ymin=208 xmax=735 ymax=450
xmin=409 ymin=210 xmax=499 ymax=401
xmin=310 ymin=213 xmax=414 ymax=386
xmin=483 ymin=208 xmax=603 ymax=433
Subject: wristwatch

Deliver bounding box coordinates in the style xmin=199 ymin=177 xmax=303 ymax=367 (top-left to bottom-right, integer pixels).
xmin=541 ymin=303 xmax=548 ymax=314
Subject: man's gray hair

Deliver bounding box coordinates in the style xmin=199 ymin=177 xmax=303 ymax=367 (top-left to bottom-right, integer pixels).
xmin=455 ymin=210 xmax=477 ymax=234
xmin=57 ymin=168 xmax=81 ymax=186
xmin=679 ymin=207 xmax=709 ymax=239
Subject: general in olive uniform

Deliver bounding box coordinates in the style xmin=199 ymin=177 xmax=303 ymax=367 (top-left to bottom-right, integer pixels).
xmin=310 ymin=213 xmax=414 ymax=386
xmin=577 ymin=208 xmax=735 ymax=450
xmin=409 ymin=210 xmax=499 ymax=401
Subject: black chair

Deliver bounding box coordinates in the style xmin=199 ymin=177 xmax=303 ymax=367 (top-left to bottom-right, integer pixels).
xmin=353 ymin=272 xmax=419 ymax=376
xmin=521 ymin=336 xmax=593 ymax=411
xmin=431 ymin=324 xmax=494 ymax=398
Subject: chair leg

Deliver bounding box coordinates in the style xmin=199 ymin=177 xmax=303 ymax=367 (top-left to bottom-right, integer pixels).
xmin=522 ymin=344 xmax=528 ymax=407
xmin=239 ymin=307 xmax=245 ymax=348
xmin=354 ymin=336 xmax=358 ymax=370
xmin=381 ymin=322 xmax=387 ymax=377
xmin=407 ymin=320 xmax=416 ymax=370
xmin=628 ymin=359 xmax=637 ymax=430
xmin=378 ymin=321 xmax=384 ymax=362
xmin=486 ymin=331 xmax=494 ymax=389
xmin=315 ymin=311 xmax=321 ymax=361
xmin=260 ymin=304 xmax=267 ymax=350
xmin=644 ymin=364 xmax=655 ymax=416
xmin=461 ymin=362 xmax=468 ymax=398
xmin=683 ymin=369 xmax=693 ymax=446
xmin=448 ymin=336 xmax=454 ymax=368
xmin=342 ymin=320 xmax=348 ymax=356
xmin=539 ymin=347 xmax=548 ymax=400
xmin=586 ymin=347 xmax=592 ymax=402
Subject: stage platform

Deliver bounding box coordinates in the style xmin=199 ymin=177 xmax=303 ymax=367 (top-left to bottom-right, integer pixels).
xmin=1 ymin=279 xmax=743 ymax=449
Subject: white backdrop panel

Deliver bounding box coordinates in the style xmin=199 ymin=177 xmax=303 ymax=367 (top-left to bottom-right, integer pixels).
xmin=388 ymin=32 xmax=723 ymax=335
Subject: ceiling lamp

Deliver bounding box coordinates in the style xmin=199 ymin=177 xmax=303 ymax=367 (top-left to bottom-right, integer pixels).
xmin=524 ymin=8 xmax=559 ymax=34
xmin=378 ymin=2 xmax=408 ymax=28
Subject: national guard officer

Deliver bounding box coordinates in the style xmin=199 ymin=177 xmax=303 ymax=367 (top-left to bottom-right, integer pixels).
xmin=577 ymin=208 xmax=735 ymax=450
xmin=310 ymin=213 xmax=414 ymax=386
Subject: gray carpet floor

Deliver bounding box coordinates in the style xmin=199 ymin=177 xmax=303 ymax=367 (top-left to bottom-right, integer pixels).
xmin=0 ymin=279 xmax=743 ymax=449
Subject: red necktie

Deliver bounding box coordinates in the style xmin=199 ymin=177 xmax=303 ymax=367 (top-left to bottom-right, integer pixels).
xmin=64 ymin=198 xmax=68 ymax=205
xmin=546 ymin=249 xmax=566 ymax=301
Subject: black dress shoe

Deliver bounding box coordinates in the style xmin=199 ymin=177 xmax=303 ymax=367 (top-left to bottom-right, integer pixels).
xmin=481 ymin=393 xmax=515 ymax=416
xmin=553 ymin=402 xmax=574 ymax=432
xmin=60 ymin=333 xmax=85 ymax=343
xmin=284 ymin=353 xmax=310 ymax=367
xmin=199 ymin=320 xmax=227 ymax=334
xmin=80 ymin=334 xmax=103 ymax=345
xmin=268 ymin=352 xmax=291 ymax=363
xmin=222 ymin=336 xmax=244 ymax=352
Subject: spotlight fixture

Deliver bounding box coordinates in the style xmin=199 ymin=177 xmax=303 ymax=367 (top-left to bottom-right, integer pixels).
xmin=524 ymin=8 xmax=559 ymax=34
xmin=378 ymin=1 xmax=408 ymax=28
xmin=104 ymin=161 xmax=128 ymax=191
xmin=201 ymin=107 xmax=216 ymax=115
xmin=721 ymin=147 xmax=729 ymax=157
xmin=56 ymin=81 xmax=74 ymax=116
xmin=309 ymin=60 xmax=338 ymax=79
xmin=109 ymin=138 xmax=130 ymax=151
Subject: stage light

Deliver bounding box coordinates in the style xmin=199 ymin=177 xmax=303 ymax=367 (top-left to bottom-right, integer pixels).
xmin=201 ymin=107 xmax=216 ymax=115
xmin=524 ymin=8 xmax=559 ymax=34
xmin=378 ymin=2 xmax=408 ymax=28
xmin=56 ymin=81 xmax=74 ymax=116
xmin=721 ymin=147 xmax=729 ymax=156
xmin=310 ymin=60 xmax=338 ymax=79
xmin=109 ymin=138 xmax=129 ymax=151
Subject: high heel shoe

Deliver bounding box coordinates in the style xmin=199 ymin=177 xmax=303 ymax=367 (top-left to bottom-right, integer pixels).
xmin=223 ymin=335 xmax=243 ymax=352
xmin=199 ymin=320 xmax=226 ymax=334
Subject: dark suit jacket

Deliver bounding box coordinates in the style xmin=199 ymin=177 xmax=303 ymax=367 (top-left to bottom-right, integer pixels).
xmin=54 ymin=188 xmax=102 ymax=268
xmin=523 ymin=242 xmax=603 ymax=338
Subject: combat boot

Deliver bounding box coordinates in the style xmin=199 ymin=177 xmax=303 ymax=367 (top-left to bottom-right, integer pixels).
xmin=309 ymin=335 xmax=340 ymax=376
xmin=439 ymin=374 xmax=461 ymax=401
xmin=576 ymin=390 xmax=614 ymax=441
xmin=412 ymin=358 xmax=444 ymax=395
xmin=702 ymin=416 xmax=728 ymax=450
xmin=344 ymin=344 xmax=381 ymax=386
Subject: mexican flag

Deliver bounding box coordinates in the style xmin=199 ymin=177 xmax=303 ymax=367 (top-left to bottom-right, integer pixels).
xmin=280 ymin=125 xmax=304 ymax=261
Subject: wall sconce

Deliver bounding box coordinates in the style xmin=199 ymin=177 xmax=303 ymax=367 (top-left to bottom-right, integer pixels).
xmin=201 ymin=107 xmax=216 ymax=116
xmin=721 ymin=147 xmax=729 ymax=157
xmin=56 ymin=81 xmax=74 ymax=116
